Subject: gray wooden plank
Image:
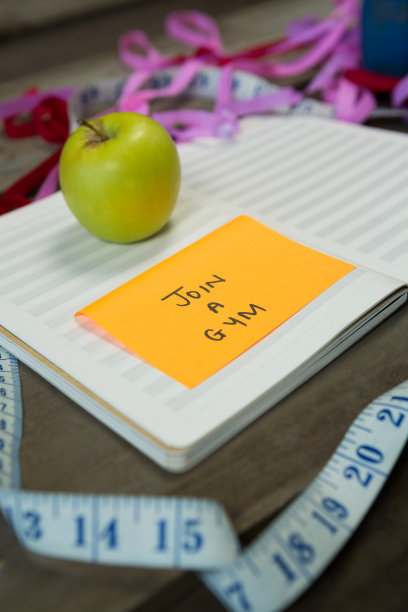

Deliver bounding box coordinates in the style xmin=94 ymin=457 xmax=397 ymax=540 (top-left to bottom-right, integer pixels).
xmin=1 ymin=1 xmax=408 ymax=610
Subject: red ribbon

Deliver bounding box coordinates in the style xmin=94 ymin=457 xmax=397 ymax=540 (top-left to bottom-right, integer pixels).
xmin=0 ymin=93 xmax=69 ymax=215
xmin=165 ymin=36 xmax=300 ymax=68
xmin=344 ymin=68 xmax=401 ymax=93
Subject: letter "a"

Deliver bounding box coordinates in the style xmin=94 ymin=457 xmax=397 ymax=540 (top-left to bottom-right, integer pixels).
xmin=207 ymin=302 xmax=224 ymax=314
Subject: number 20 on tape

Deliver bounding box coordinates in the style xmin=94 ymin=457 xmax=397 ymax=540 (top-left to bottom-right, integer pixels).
xmin=1 ymin=346 xmax=408 ymax=612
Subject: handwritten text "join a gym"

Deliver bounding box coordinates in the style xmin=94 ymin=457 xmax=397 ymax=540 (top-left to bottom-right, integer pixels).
xmin=161 ymin=274 xmax=267 ymax=341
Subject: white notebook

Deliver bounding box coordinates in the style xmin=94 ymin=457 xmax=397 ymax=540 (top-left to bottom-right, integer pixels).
xmin=1 ymin=116 xmax=407 ymax=471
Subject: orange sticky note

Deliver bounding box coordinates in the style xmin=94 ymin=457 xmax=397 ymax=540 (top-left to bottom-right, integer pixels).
xmin=77 ymin=216 xmax=355 ymax=387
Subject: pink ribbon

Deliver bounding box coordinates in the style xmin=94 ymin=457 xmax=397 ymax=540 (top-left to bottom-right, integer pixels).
xmin=332 ymin=77 xmax=376 ymax=123
xmin=0 ymin=87 xmax=76 ymax=121
xmin=117 ymin=1 xmax=379 ymax=126
xmin=0 ymin=87 xmax=76 ymax=204
xmin=4 ymin=1 xmax=408 ymax=207
xmin=119 ymin=31 xmax=168 ymax=71
xmin=116 ymin=63 xmax=302 ymax=141
xmin=34 ymin=163 xmax=60 ymax=201
xmin=165 ymin=10 xmax=224 ymax=53
xmin=392 ymin=74 xmax=408 ymax=108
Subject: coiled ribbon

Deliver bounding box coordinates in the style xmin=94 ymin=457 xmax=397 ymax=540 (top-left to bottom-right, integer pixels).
xmin=1 ymin=1 xmax=407 ymax=209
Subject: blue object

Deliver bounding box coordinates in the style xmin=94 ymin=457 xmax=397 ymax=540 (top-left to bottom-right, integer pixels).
xmin=362 ymin=0 xmax=408 ymax=76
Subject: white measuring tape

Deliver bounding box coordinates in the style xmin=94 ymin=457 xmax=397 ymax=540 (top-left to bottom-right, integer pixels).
xmin=68 ymin=67 xmax=333 ymax=133
xmin=1 ymin=345 xmax=408 ymax=611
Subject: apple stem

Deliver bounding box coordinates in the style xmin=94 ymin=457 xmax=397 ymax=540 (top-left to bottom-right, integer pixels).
xmin=77 ymin=118 xmax=108 ymax=142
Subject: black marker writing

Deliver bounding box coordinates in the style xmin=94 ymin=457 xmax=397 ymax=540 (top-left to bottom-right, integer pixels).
xmin=204 ymin=304 xmax=267 ymax=341
xmin=207 ymin=302 xmax=224 ymax=314
xmin=161 ymin=275 xmax=226 ymax=307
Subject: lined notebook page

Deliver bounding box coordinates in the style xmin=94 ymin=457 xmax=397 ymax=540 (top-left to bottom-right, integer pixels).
xmin=0 ymin=193 xmax=401 ymax=456
xmin=179 ymin=116 xmax=408 ymax=283
xmin=0 ymin=116 xmax=405 ymax=467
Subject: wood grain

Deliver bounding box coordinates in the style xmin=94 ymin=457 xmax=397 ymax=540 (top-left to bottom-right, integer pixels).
xmin=0 ymin=0 xmax=144 ymax=36
xmin=1 ymin=1 xmax=408 ymax=611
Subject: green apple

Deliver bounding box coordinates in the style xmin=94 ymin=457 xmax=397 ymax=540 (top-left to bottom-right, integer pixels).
xmin=59 ymin=112 xmax=181 ymax=243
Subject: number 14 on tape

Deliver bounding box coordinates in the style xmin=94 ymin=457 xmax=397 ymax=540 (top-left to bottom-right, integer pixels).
xmin=0 ymin=345 xmax=408 ymax=612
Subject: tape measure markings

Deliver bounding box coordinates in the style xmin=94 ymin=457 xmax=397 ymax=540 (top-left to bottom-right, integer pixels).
xmin=0 ymin=345 xmax=407 ymax=612
xmin=1 ymin=489 xmax=240 ymax=569
xmin=0 ymin=350 xmax=22 ymax=492
xmin=202 ymin=387 xmax=408 ymax=612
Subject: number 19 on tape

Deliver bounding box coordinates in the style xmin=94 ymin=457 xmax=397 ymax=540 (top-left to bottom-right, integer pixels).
xmin=0 ymin=345 xmax=407 ymax=612
xmin=204 ymin=390 xmax=408 ymax=611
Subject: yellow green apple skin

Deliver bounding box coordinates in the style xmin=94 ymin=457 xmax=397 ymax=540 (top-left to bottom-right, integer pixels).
xmin=59 ymin=112 xmax=181 ymax=243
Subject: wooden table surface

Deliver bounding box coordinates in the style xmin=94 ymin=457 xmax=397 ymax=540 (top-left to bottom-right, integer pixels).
xmin=1 ymin=1 xmax=408 ymax=611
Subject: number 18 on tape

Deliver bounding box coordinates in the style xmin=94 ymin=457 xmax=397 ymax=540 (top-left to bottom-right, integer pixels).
xmin=0 ymin=346 xmax=408 ymax=612
xmin=204 ymin=389 xmax=408 ymax=611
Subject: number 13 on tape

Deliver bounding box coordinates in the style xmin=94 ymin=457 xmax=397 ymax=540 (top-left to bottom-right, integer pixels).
xmin=0 ymin=345 xmax=408 ymax=612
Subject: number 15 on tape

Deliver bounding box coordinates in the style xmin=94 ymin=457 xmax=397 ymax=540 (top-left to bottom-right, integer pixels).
xmin=1 ymin=345 xmax=408 ymax=612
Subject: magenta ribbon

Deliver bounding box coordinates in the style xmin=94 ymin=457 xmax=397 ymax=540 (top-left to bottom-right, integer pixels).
xmin=392 ymin=74 xmax=408 ymax=108
xmin=4 ymin=1 xmax=408 ymax=205
xmin=115 ymin=58 xmax=302 ymax=142
xmin=0 ymin=88 xmax=77 ymax=202
xmin=0 ymin=88 xmax=76 ymax=122
xmin=116 ymin=1 xmax=380 ymax=125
